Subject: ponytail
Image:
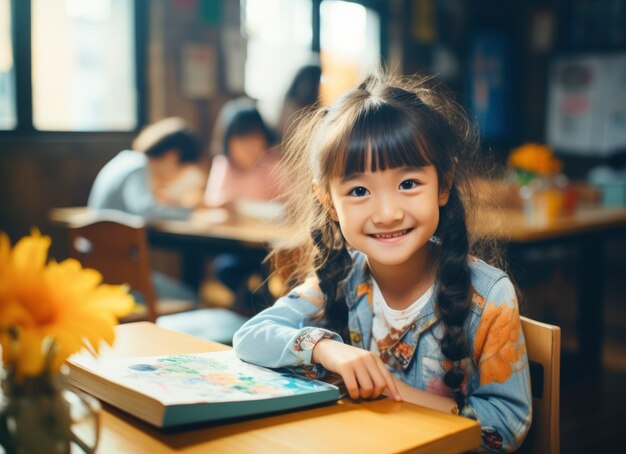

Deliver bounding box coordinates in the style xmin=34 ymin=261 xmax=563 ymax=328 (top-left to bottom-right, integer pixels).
xmin=436 ymin=186 xmax=472 ymax=410
xmin=312 ymin=219 xmax=352 ymax=342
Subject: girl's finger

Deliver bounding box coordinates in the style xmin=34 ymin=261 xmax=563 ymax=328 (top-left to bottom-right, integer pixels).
xmin=376 ymin=359 xmax=402 ymax=401
xmin=353 ymin=364 xmax=375 ymax=399
xmin=340 ymin=369 xmax=360 ymax=400
xmin=363 ymin=356 xmax=388 ymax=399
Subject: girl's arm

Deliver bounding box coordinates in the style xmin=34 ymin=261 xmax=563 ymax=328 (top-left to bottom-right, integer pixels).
xmin=233 ymin=279 xmax=401 ymax=401
xmin=387 ymin=378 xmax=457 ymax=413
xmin=233 ymin=280 xmax=342 ymax=368
xmin=463 ymin=277 xmax=532 ymax=453
xmin=204 ymin=155 xmax=232 ymax=208
xmin=122 ymin=168 xmax=192 ymax=220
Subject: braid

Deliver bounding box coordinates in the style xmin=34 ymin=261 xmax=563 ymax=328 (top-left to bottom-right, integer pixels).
xmin=312 ymin=220 xmax=352 ymax=342
xmin=436 ymin=186 xmax=472 ymax=410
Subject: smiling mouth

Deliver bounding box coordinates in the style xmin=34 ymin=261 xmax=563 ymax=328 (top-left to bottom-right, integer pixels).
xmin=369 ymin=228 xmax=413 ymax=239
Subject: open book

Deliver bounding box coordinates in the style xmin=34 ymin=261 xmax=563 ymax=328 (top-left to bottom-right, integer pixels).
xmin=66 ymin=350 xmax=341 ymax=428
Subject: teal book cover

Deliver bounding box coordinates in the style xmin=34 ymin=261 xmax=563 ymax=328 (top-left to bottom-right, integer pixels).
xmin=67 ymin=350 xmax=341 ymax=428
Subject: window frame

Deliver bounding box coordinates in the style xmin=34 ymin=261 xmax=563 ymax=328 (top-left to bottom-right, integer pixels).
xmin=0 ymin=0 xmax=147 ymax=138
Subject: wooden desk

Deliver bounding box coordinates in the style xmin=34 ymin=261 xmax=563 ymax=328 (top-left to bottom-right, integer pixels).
xmin=90 ymin=323 xmax=480 ymax=453
xmin=49 ymin=207 xmax=284 ymax=290
xmin=474 ymin=206 xmax=626 ymax=374
xmin=48 ymin=207 xmax=284 ymax=248
xmin=471 ymin=206 xmax=626 ymax=243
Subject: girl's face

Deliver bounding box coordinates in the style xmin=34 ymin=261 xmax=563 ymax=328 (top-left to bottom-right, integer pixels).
xmin=327 ymin=165 xmax=449 ymax=270
xmin=228 ymin=132 xmax=268 ymax=171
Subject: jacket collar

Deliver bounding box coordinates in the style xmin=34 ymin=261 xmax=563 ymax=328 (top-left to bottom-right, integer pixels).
xmin=345 ymin=256 xmax=442 ymax=369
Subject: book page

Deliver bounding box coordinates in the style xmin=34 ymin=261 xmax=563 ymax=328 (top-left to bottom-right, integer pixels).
xmin=72 ymin=350 xmax=337 ymax=406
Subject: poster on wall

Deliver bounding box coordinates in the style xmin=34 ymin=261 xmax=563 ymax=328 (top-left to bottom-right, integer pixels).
xmin=546 ymin=54 xmax=626 ymax=156
xmin=181 ymin=43 xmax=217 ymax=99
xmin=468 ymin=32 xmax=512 ymax=140
xmin=602 ymin=55 xmax=626 ymax=152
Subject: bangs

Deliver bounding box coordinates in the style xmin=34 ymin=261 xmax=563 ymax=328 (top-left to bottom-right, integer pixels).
xmin=325 ymin=100 xmax=434 ymax=180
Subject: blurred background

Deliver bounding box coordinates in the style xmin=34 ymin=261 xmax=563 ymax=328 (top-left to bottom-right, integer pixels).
xmin=1 ymin=0 xmax=625 ymax=239
xmin=0 ymin=1 xmax=625 ymax=452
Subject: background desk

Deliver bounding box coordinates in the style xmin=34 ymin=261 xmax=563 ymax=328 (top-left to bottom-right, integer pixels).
xmin=476 ymin=207 xmax=626 ymax=374
xmin=89 ymin=323 xmax=480 ymax=453
xmin=49 ymin=207 xmax=284 ymax=291
xmin=147 ymin=215 xmax=284 ymax=291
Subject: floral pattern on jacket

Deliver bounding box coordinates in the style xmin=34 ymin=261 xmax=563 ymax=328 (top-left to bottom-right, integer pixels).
xmin=233 ymin=251 xmax=532 ymax=452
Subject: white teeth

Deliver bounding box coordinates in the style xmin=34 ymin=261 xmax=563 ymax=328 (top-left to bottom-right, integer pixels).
xmin=372 ymin=229 xmax=409 ymax=239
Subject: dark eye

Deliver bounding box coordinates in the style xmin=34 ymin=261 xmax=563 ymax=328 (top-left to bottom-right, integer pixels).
xmin=349 ymin=186 xmax=369 ymax=197
xmin=399 ymin=179 xmax=418 ymax=190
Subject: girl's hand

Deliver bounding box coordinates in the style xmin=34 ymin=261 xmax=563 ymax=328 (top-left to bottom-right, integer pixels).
xmin=312 ymin=339 xmax=402 ymax=402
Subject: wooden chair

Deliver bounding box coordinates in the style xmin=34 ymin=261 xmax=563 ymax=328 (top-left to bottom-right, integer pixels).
xmin=518 ymin=316 xmax=561 ymax=454
xmin=66 ymin=210 xmax=195 ymax=323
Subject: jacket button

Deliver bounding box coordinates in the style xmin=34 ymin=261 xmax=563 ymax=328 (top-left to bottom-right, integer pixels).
xmin=350 ymin=331 xmax=362 ymax=344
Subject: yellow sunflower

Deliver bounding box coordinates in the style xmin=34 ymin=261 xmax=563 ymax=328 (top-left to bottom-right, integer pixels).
xmin=0 ymin=229 xmax=134 ymax=380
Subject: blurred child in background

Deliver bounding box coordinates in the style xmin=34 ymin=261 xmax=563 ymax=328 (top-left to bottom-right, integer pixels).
xmin=89 ymin=117 xmax=204 ymax=220
xmin=205 ymin=97 xmax=281 ymax=209
xmin=88 ymin=117 xmax=202 ymax=304
xmin=204 ymin=98 xmax=283 ymax=314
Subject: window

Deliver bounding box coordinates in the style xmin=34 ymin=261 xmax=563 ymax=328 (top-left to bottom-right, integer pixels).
xmin=32 ymin=0 xmax=137 ymax=131
xmin=243 ymin=0 xmax=313 ymax=126
xmin=319 ymin=0 xmax=380 ymax=105
xmin=242 ymin=0 xmax=383 ymax=122
xmin=0 ymin=0 xmax=16 ymax=130
xmin=1 ymin=0 xmax=143 ymax=133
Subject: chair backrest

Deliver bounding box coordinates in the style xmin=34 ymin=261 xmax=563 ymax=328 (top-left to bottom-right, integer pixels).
xmin=518 ymin=316 xmax=561 ymax=454
xmin=66 ymin=210 xmax=157 ymax=322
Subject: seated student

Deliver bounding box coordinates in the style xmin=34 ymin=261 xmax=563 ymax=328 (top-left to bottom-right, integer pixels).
xmin=204 ymin=98 xmax=283 ymax=313
xmin=205 ymin=98 xmax=282 ymax=209
xmin=88 ymin=117 xmax=202 ymax=304
xmin=233 ymin=72 xmax=531 ymax=452
xmin=88 ymin=117 xmax=204 ymax=220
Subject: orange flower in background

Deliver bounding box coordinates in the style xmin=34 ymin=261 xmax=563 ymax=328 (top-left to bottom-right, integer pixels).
xmin=473 ymin=301 xmax=526 ymax=386
xmin=508 ymin=143 xmax=563 ymax=182
xmin=0 ymin=230 xmax=134 ymax=380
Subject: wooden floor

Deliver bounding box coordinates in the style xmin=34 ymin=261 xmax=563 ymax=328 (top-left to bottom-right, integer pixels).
xmin=518 ymin=236 xmax=626 ymax=453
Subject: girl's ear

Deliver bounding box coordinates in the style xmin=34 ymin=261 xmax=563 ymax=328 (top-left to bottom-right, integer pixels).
xmin=313 ymin=183 xmax=339 ymax=221
xmin=438 ymin=174 xmax=453 ymax=207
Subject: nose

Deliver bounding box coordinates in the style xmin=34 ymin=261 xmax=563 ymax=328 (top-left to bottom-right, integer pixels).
xmin=371 ymin=193 xmax=404 ymax=225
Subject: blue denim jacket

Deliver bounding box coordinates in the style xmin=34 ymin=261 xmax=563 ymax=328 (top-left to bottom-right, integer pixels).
xmin=234 ymin=251 xmax=531 ymax=452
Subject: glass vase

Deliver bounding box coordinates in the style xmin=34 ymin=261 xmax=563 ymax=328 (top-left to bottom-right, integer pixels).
xmin=0 ymin=368 xmax=100 ymax=454
xmin=518 ymin=176 xmax=565 ymax=225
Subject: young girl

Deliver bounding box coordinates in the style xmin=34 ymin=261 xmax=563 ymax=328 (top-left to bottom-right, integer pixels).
xmin=233 ymin=73 xmax=531 ymax=452
xmin=204 ymin=97 xmax=281 ymax=209
xmin=204 ymin=98 xmax=282 ymax=313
